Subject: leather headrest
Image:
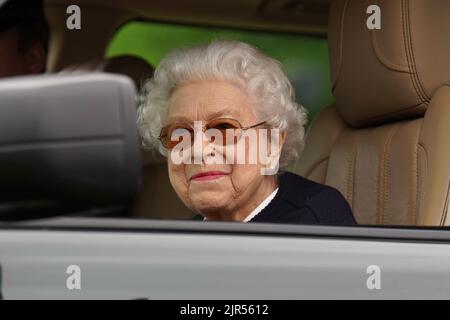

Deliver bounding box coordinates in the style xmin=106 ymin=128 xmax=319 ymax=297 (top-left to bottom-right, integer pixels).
xmin=329 ymin=0 xmax=450 ymax=127
xmin=0 ymin=73 xmax=141 ymax=208
xmin=62 ymin=55 xmax=154 ymax=90
xmin=62 ymin=56 xmax=164 ymax=166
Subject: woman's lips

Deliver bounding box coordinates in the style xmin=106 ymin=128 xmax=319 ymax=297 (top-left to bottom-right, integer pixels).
xmin=190 ymin=171 xmax=229 ymax=181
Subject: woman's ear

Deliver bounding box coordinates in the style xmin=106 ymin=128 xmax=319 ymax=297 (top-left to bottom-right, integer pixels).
xmin=25 ymin=42 xmax=47 ymax=74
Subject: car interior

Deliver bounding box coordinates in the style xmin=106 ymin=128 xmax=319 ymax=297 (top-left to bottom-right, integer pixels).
xmin=3 ymin=0 xmax=450 ymax=227
xmin=43 ymin=0 xmax=334 ymax=222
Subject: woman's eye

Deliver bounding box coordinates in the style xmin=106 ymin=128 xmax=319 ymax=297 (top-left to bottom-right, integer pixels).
xmin=213 ymin=123 xmax=234 ymax=130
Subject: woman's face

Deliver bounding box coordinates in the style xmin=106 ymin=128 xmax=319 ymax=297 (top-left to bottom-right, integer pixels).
xmin=165 ymin=81 xmax=278 ymax=221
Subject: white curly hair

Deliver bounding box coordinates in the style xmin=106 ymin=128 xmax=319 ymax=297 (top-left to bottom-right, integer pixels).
xmin=137 ymin=40 xmax=308 ymax=167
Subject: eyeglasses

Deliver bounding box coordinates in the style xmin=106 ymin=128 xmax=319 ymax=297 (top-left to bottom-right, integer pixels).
xmin=159 ymin=118 xmax=267 ymax=149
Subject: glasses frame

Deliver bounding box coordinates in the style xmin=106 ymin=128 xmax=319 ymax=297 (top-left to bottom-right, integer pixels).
xmin=158 ymin=118 xmax=267 ymax=150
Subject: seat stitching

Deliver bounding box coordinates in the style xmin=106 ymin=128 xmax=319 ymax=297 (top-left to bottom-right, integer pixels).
xmin=402 ymin=0 xmax=422 ymax=103
xmin=403 ymin=0 xmax=430 ymax=103
xmin=440 ymin=180 xmax=450 ymax=226
xmin=402 ymin=0 xmax=423 ymax=104
xmin=379 ymin=125 xmax=400 ymax=225
xmin=413 ymin=138 xmax=418 ymax=224
xmin=417 ymin=142 xmax=428 ymax=224
xmin=347 ymin=129 xmax=370 ymax=214
xmin=372 ymin=31 xmax=410 ymax=73
xmin=406 ymin=0 xmax=430 ymax=102
xmin=332 ymin=0 xmax=350 ymax=90
xmin=350 ymin=104 xmax=425 ymax=127
xmin=412 ymin=122 xmax=423 ymax=225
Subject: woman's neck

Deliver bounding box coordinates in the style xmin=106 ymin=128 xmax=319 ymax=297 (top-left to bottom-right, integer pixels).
xmin=223 ymin=175 xmax=279 ymax=222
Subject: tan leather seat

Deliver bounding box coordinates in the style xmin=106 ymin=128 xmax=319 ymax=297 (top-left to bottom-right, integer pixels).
xmin=132 ymin=149 xmax=194 ymax=220
xmin=294 ymin=0 xmax=450 ymax=226
xmin=63 ymin=55 xmax=194 ymax=220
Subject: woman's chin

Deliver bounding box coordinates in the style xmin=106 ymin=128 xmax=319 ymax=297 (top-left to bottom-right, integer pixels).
xmin=190 ymin=194 xmax=230 ymax=215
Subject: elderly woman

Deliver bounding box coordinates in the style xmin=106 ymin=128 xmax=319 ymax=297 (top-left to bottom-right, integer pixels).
xmin=138 ymin=40 xmax=355 ymax=225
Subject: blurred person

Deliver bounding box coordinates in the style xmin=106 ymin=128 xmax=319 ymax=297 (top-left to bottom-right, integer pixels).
xmin=138 ymin=40 xmax=355 ymax=225
xmin=0 ymin=0 xmax=49 ymax=78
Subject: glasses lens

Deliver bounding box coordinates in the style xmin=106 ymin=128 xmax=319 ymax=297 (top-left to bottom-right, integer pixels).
xmin=160 ymin=124 xmax=193 ymax=149
xmin=206 ymin=118 xmax=242 ymax=146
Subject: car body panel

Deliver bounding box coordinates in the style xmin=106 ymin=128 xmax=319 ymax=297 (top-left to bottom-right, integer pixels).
xmin=1 ymin=218 xmax=449 ymax=299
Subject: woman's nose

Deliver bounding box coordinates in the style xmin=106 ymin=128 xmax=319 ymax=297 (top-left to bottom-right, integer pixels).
xmin=191 ymin=122 xmax=213 ymax=164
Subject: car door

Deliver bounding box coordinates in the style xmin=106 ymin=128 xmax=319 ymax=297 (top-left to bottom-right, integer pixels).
xmin=1 ymin=217 xmax=449 ymax=299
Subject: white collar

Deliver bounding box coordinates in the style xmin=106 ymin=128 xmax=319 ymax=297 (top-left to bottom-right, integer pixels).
xmin=203 ymin=188 xmax=279 ymax=222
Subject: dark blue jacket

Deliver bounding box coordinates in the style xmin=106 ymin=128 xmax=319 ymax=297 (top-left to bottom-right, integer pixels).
xmin=249 ymin=171 xmax=356 ymax=225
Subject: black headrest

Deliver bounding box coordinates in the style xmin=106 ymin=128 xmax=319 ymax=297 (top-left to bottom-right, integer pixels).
xmin=0 ymin=73 xmax=141 ymax=212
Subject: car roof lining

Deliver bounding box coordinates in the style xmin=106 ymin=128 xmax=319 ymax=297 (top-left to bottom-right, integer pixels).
xmin=46 ymin=0 xmax=330 ymax=35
